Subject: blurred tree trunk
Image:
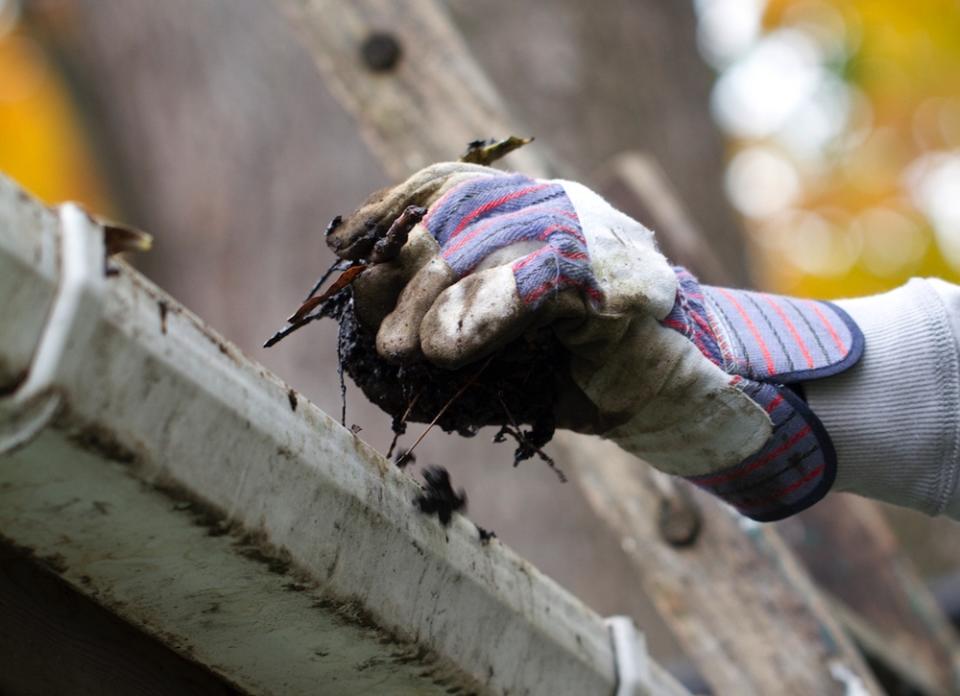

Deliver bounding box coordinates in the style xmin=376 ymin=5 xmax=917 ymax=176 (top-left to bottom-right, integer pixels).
xmin=25 ymin=0 xmax=745 ymax=677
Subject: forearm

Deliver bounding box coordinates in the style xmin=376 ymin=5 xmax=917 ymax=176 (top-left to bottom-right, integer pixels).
xmin=804 ymin=278 xmax=960 ymax=518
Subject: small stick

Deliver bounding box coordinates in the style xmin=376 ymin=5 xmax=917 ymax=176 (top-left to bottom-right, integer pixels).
xmin=459 ymin=136 xmax=534 ymax=166
xmin=289 ymin=265 xmax=367 ymax=322
xmin=368 ymin=205 xmax=425 ymax=264
xmin=336 ymin=314 xmax=348 ymax=426
xmin=264 ymin=263 xmax=363 ymax=348
xmin=302 ymin=257 xmax=346 ymax=303
xmin=264 ymin=297 xmax=335 ymax=348
xmin=264 ymin=320 xmax=309 ymax=348
xmin=385 ymin=388 xmax=423 ymax=460
xmin=397 ymin=356 xmax=493 ymax=467
xmin=497 ymin=395 xmax=565 ymax=482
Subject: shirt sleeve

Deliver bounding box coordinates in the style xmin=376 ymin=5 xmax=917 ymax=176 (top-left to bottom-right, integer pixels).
xmin=803 ymin=278 xmax=960 ymax=518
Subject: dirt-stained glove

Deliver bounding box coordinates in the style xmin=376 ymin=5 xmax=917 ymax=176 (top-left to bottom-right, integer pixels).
xmin=327 ymin=163 xmax=864 ymax=521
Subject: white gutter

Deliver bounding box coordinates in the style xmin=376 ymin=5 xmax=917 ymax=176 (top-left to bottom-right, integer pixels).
xmin=0 ymin=175 xmax=687 ymax=695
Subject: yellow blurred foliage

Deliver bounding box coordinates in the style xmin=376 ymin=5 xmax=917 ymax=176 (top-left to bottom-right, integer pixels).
xmin=0 ymin=26 xmax=112 ymax=215
xmin=753 ymin=0 xmax=960 ymax=297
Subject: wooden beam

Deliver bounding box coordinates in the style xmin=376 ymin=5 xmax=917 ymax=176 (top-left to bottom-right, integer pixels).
xmin=277 ymin=1 xmax=887 ymax=692
xmin=601 ymin=150 xmax=960 ymax=694
xmin=563 ymin=436 xmax=880 ymax=694
xmin=784 ymin=496 xmax=960 ymax=694
xmin=275 ymin=0 xmax=553 ymax=180
xmin=592 ymin=153 xmax=732 ymax=285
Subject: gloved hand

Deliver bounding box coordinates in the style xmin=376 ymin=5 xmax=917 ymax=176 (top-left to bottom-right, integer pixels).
xmin=328 ymin=163 xmax=864 ymax=521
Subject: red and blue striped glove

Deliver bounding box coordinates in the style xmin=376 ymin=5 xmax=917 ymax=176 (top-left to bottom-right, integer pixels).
xmin=328 ymin=164 xmax=864 ymax=521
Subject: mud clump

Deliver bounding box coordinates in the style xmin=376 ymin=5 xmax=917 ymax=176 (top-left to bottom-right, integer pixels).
xmin=264 ymin=261 xmax=566 ymax=473
xmin=330 ymin=289 xmax=564 ymax=467
xmin=414 ymin=466 xmax=467 ymax=526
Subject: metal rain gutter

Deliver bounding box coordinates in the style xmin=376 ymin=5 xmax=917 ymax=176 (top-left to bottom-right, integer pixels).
xmin=0 ymin=174 xmax=687 ymax=695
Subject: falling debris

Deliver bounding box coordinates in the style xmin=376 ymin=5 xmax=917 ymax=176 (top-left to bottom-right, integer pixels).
xmin=414 ymin=466 xmax=466 ymax=526
xmin=494 ymin=395 xmax=565 ymax=482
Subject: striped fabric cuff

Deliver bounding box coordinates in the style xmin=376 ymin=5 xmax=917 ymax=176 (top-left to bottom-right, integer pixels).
xmin=702 ymin=281 xmax=863 ymax=382
xmin=663 ymin=268 xmax=864 ymax=521
xmin=685 ymin=380 xmax=836 ymax=521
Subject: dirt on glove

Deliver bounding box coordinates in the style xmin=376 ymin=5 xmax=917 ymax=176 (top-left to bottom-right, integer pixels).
xmin=323 ymin=287 xmax=563 ymax=470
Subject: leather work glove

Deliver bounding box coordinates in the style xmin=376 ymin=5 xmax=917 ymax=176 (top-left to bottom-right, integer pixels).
xmin=327 ymin=163 xmax=864 ymax=522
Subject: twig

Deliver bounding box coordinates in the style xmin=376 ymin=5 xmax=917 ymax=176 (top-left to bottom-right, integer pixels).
xmin=386 ymin=388 xmax=423 ymax=460
xmin=459 ymin=136 xmax=534 ymax=165
xmin=290 ymin=265 xmax=367 ymax=322
xmin=263 ymin=262 xmax=357 ymax=348
xmin=302 ymin=256 xmax=346 ymax=303
xmin=496 ymin=394 xmax=565 ymax=482
xmin=396 ymin=356 xmax=493 ymax=467
xmin=368 ymin=205 xmax=425 ymax=264
xmin=336 ymin=312 xmax=348 ymax=426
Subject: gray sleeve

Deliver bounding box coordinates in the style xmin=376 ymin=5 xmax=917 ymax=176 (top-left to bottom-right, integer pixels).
xmin=804 ymin=278 xmax=960 ymax=518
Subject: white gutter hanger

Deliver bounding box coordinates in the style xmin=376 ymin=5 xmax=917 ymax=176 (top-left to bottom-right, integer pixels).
xmin=0 ymin=177 xmax=685 ymax=695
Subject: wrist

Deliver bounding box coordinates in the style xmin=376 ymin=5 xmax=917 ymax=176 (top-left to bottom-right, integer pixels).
xmin=805 ymin=279 xmax=960 ymax=516
xmin=659 ymin=268 xmax=864 ymax=521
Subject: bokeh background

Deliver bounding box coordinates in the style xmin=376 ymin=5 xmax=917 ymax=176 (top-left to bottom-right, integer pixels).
xmin=706 ymin=0 xmax=960 ymax=298
xmin=4 ymin=0 xmax=960 ymax=684
xmin=7 ymin=0 xmax=960 ymax=296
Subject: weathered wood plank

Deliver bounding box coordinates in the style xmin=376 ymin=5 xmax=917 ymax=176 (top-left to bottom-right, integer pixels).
xmin=275 ymin=0 xmax=552 ymax=179
xmin=564 ymin=435 xmax=879 ymax=695
xmin=603 ymin=150 xmax=960 ymax=694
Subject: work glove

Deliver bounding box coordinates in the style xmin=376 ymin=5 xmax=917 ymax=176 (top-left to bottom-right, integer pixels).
xmin=327 ymin=163 xmax=864 ymax=522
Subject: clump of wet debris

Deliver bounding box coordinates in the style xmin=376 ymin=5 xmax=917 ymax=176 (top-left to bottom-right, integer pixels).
xmin=414 ymin=466 xmax=467 ymax=526
xmin=264 ymin=137 xmax=565 ymax=525
xmin=413 ymin=465 xmax=496 ymax=541
xmin=273 ymin=281 xmax=565 ymax=479
xmin=399 ymin=453 xmax=491 ymax=536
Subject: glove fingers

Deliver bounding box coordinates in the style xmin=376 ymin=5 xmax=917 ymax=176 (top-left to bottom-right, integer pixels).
xmin=377 ymin=255 xmax=457 ymax=363
xmin=353 ymin=224 xmax=439 ymax=328
xmin=420 ymin=237 xmax=596 ymax=368
xmin=328 ymin=162 xmax=495 ymax=260
xmin=420 ymin=265 xmax=534 ymax=369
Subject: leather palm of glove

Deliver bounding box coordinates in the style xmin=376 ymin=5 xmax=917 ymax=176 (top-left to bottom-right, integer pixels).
xmin=328 ymin=163 xmax=864 ymax=522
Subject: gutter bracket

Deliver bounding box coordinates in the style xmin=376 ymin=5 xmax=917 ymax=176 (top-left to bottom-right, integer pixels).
xmin=0 ymin=204 xmax=106 ymax=454
xmin=606 ymin=615 xmax=652 ymax=696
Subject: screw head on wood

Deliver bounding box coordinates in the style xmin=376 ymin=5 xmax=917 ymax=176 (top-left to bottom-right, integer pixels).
xmin=361 ymin=32 xmax=402 ymax=72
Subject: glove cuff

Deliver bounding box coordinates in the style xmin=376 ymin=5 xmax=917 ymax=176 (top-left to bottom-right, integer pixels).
xmin=662 ymin=268 xmax=864 ymax=521
xmin=684 ymin=381 xmax=837 ymax=521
